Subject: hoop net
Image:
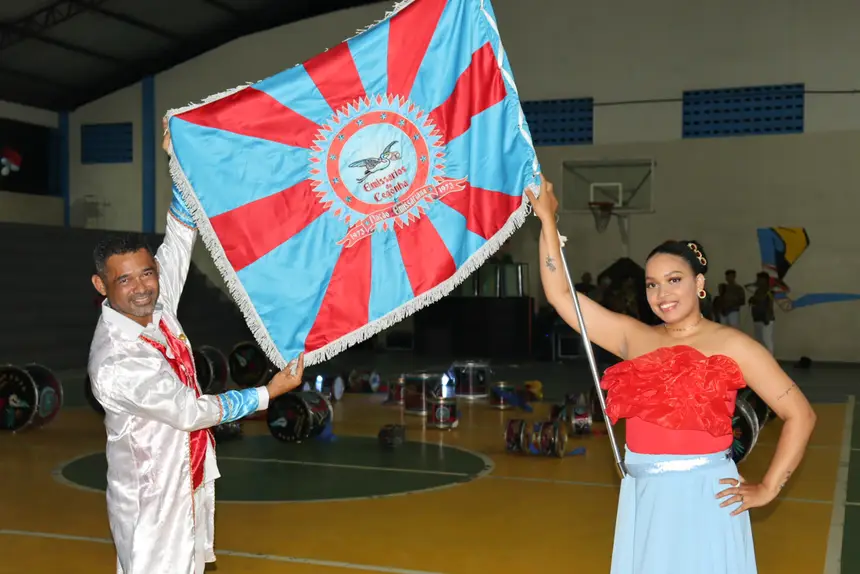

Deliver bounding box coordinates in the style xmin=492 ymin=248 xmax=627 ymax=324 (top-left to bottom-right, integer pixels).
xmin=589 ymin=202 xmax=615 ymax=233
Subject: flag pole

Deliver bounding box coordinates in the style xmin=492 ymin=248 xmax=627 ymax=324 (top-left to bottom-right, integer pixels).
xmin=556 ymin=231 xmax=627 ymax=479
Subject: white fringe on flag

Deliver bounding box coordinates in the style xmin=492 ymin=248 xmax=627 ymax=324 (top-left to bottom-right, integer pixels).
xmin=165 ymin=0 xmax=539 ymax=369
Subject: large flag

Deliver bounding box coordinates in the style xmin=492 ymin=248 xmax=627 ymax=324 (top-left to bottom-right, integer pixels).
xmin=166 ymin=0 xmax=539 ymax=367
xmin=756 ymin=227 xmax=860 ymax=310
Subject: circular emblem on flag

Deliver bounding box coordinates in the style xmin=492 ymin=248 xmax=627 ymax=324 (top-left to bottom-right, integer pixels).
xmin=310 ymin=95 xmax=467 ymax=247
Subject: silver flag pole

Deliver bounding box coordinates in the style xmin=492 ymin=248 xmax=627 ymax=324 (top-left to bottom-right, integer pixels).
xmin=556 ymin=232 xmax=627 ymax=479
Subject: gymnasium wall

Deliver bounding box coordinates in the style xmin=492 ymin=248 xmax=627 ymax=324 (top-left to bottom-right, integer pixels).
xmin=0 ymin=100 xmax=63 ymax=226
xmin=65 ymin=0 xmax=860 ymax=360
xmin=68 ymin=83 xmax=143 ymax=231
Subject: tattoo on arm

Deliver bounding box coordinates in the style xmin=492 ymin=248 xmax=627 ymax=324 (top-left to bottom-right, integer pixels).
xmin=545 ymin=256 xmax=556 ymax=272
xmin=777 ymin=383 xmax=798 ymax=401
xmin=779 ymin=470 xmax=793 ymax=490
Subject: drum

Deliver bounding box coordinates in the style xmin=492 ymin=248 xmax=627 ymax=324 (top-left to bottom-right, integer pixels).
xmin=738 ymin=387 xmax=771 ymax=430
xmin=348 ymin=369 xmax=382 ymax=393
xmin=450 ymin=360 xmax=491 ymax=399
xmin=552 ymin=421 xmax=568 ymax=458
xmin=732 ymin=396 xmax=760 ymax=464
xmin=426 ymin=398 xmax=459 ymax=430
xmin=228 ymin=342 xmax=275 ymax=388
xmin=194 ymin=345 xmax=229 ymax=395
xmin=488 ymin=381 xmax=516 ymax=410
xmin=587 ymin=388 xmax=606 ymax=422
xmin=23 ymin=363 xmax=63 ymax=428
xmin=385 ymin=376 xmax=405 ymax=405
xmin=402 ymin=372 xmax=435 ymax=416
xmin=532 ymin=421 xmax=557 ymax=455
xmin=504 ymin=419 xmax=529 ymax=452
xmin=213 ymin=421 xmax=243 ymax=443
xmin=0 ymin=365 xmax=38 ymax=432
xmin=314 ymin=375 xmax=346 ymax=403
xmin=570 ymin=410 xmax=593 ymax=436
xmin=424 ymin=372 xmax=456 ymax=400
xmin=84 ymin=375 xmax=105 ymax=416
xmin=267 ymin=391 xmax=333 ymax=443
xmin=378 ymin=424 xmax=407 ymax=448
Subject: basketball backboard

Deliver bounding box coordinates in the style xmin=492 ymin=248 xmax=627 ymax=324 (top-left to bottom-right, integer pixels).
xmin=560 ymin=158 xmax=655 ymax=214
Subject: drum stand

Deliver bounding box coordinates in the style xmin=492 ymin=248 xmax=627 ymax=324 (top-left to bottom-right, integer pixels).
xmin=556 ymin=232 xmax=628 ymax=479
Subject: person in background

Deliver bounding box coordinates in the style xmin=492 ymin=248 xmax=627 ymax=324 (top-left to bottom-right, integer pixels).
xmin=575 ymin=272 xmax=597 ymax=299
xmin=88 ymin=120 xmax=305 ymax=574
xmin=749 ymin=271 xmax=775 ymax=354
xmin=528 ymin=175 xmax=815 ymax=574
xmin=712 ymin=283 xmax=728 ymax=324
xmin=721 ymin=269 xmax=746 ymax=327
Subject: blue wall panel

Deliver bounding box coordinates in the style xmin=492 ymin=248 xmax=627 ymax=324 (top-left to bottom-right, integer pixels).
xmin=521 ymin=98 xmax=593 ymax=146
xmin=683 ymin=83 xmax=804 ymax=139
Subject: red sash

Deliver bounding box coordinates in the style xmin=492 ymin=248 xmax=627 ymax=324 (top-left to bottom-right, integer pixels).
xmin=141 ymin=319 xmax=213 ymax=490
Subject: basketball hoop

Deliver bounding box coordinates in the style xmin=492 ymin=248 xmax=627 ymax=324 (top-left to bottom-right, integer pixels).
xmin=588 ymin=202 xmax=615 ymax=233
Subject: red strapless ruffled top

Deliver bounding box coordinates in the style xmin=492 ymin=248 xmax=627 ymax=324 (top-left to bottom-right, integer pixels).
xmin=600 ymin=345 xmax=746 ymax=455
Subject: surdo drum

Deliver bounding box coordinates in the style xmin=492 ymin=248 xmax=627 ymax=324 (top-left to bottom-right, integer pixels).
xmin=228 ymin=341 xmax=275 ymax=388
xmin=385 ymin=376 xmax=405 ymax=405
xmin=732 ymin=396 xmax=760 ymax=464
xmin=426 ymin=398 xmax=459 ymax=430
xmin=489 ymin=381 xmax=516 ymax=410
xmin=267 ymin=391 xmax=333 ymax=443
xmin=23 ymin=363 xmax=63 ymax=428
xmin=504 ymin=419 xmax=530 ymax=453
xmin=402 ymin=372 xmax=451 ymax=416
xmin=0 ymin=365 xmax=38 ymax=432
xmin=314 ymin=374 xmax=346 ymax=403
xmin=450 ymin=360 xmax=490 ymax=399
xmin=193 ymin=345 xmax=229 ymax=395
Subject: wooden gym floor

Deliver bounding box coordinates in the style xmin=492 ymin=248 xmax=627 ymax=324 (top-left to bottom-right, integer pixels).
xmin=0 ymin=353 xmax=857 ymax=574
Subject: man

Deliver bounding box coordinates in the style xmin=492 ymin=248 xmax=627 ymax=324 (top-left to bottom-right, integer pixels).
xmin=721 ymin=269 xmax=746 ymax=327
xmin=88 ymin=122 xmax=304 ymax=574
xmin=749 ymin=271 xmax=775 ymax=354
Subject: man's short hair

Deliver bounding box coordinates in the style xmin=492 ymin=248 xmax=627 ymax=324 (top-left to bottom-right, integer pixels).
xmin=93 ymin=234 xmax=154 ymax=278
xmin=725 ymin=269 xmax=737 ymax=276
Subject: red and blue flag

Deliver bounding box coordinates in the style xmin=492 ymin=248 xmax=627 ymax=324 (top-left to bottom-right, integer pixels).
xmin=166 ymin=0 xmax=539 ymax=367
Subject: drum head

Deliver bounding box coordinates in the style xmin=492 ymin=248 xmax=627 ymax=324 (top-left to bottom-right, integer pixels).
xmin=193 ymin=349 xmax=215 ymax=394
xmin=739 ymin=388 xmax=770 ymax=429
xmin=369 ymin=372 xmax=381 ymax=393
xmin=333 ymin=376 xmax=345 ymax=401
xmin=200 ymin=345 xmax=229 ymax=394
xmin=229 ymin=342 xmax=272 ymax=387
xmin=0 ymin=365 xmax=39 ymax=432
xmin=25 ymin=363 xmax=63 ymax=427
xmin=732 ymin=397 xmax=760 ymax=464
xmin=267 ymin=393 xmax=312 ymax=442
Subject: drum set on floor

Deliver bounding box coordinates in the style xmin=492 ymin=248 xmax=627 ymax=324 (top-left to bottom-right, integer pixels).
xmin=0 ymin=363 xmax=63 ymax=433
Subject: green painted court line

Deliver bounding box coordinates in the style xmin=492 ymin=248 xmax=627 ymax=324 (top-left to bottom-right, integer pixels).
xmin=829 ymin=395 xmax=855 ymax=574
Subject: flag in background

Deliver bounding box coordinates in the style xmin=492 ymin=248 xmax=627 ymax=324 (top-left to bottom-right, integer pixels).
xmin=166 ymin=0 xmax=540 ymax=368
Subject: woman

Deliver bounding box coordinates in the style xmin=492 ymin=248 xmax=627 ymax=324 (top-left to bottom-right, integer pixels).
xmin=526 ymin=177 xmax=816 ymax=573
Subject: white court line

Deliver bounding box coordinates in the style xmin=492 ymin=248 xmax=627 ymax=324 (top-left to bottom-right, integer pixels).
xmin=217 ymin=456 xmax=470 ymax=477
xmin=824 ymin=394 xmax=854 ymax=574
xmin=0 ymin=529 xmax=446 ymax=574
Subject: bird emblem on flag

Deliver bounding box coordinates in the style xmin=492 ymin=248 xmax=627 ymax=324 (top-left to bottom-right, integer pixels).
xmin=166 ymin=0 xmax=540 ymax=368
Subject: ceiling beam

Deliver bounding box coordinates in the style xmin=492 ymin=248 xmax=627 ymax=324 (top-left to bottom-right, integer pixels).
xmin=68 ymin=0 xmax=183 ymax=42
xmin=0 ymin=0 xmax=109 ymax=51
xmin=0 ymin=64 xmax=78 ymax=89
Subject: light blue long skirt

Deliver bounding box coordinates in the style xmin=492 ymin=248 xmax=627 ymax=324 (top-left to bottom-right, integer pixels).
xmin=610 ymin=448 xmax=757 ymax=574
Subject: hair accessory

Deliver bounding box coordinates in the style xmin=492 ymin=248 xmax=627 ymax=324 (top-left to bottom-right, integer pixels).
xmin=687 ymin=242 xmax=707 ymax=267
